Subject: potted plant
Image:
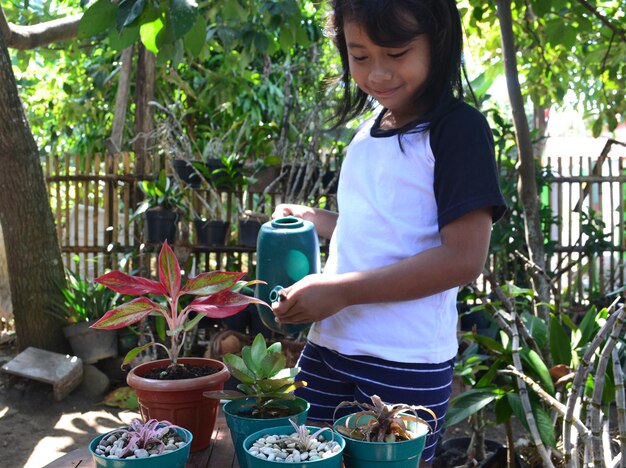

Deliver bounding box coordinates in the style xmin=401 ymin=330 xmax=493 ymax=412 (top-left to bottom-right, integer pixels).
xmin=243 ymin=418 xmax=345 ymax=467
xmin=185 ymin=183 xmax=230 ymax=247
xmin=204 ymin=333 xmax=309 ymax=468
xmin=333 ymin=394 xmax=436 ymax=468
xmin=134 ymin=169 xmax=189 ymax=244
xmin=172 ymin=159 xmax=205 ymax=189
xmin=238 ymin=210 xmax=269 ymax=248
xmin=89 ymin=417 xmax=192 ymax=467
xmin=90 ymin=240 xmax=270 ymax=452
xmin=53 ymin=268 xmax=119 ymax=364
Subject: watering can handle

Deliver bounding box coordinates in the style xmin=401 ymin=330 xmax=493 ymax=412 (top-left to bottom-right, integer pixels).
xmin=269 ymin=285 xmax=286 ymax=303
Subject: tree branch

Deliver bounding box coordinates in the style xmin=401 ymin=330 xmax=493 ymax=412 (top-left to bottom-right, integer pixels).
xmin=1 ymin=7 xmax=81 ymax=50
xmin=575 ymin=0 xmax=626 ymax=44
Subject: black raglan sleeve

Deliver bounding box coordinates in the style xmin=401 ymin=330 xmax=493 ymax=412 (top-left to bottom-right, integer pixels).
xmin=429 ymin=103 xmax=507 ymax=230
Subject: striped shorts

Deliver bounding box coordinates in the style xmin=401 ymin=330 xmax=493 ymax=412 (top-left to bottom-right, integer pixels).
xmin=293 ymin=341 xmax=454 ymax=464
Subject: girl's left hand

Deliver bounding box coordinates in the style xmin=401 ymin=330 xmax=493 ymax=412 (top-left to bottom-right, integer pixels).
xmin=271 ymin=274 xmax=346 ymax=324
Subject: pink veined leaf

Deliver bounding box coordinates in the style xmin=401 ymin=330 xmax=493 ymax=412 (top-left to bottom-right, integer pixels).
xmin=158 ymin=241 xmax=181 ymax=298
xmin=188 ymin=291 xmax=269 ymax=318
xmin=95 ymin=271 xmax=166 ymax=296
xmin=90 ymin=298 xmax=165 ymax=329
xmin=181 ymin=271 xmax=247 ymax=295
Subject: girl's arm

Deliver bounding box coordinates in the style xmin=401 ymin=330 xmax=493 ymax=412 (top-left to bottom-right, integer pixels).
xmin=272 ymin=208 xmax=493 ymax=324
xmin=272 ymin=203 xmax=338 ymax=239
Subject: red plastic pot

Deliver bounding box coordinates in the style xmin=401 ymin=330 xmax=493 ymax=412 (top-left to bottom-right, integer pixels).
xmin=126 ymin=357 xmax=229 ymax=452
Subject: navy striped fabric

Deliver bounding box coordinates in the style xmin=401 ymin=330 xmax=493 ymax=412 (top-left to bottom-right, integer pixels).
xmin=293 ymin=341 xmax=454 ymax=463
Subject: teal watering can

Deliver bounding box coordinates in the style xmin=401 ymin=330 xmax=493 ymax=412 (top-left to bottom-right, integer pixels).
xmin=255 ymin=216 xmax=320 ymax=335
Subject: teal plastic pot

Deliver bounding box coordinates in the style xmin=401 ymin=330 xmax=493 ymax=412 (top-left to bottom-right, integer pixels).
xmin=255 ymin=216 xmax=320 ymax=335
xmin=89 ymin=425 xmax=192 ymax=468
xmin=243 ymin=424 xmax=345 ymax=467
xmin=223 ymin=397 xmax=310 ymax=468
xmin=333 ymin=414 xmax=429 ymax=468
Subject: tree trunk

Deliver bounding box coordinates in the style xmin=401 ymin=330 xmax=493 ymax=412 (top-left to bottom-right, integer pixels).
xmin=495 ymin=0 xmax=551 ymax=323
xmin=134 ymin=43 xmax=156 ymax=178
xmin=0 ymin=31 xmax=69 ymax=353
xmin=106 ymin=46 xmax=134 ymax=156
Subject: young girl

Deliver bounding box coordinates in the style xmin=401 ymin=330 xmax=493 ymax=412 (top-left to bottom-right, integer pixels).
xmin=271 ymin=0 xmax=506 ymax=464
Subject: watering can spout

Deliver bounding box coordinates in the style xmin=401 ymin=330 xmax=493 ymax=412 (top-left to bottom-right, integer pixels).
xmin=269 ymin=285 xmax=286 ymax=303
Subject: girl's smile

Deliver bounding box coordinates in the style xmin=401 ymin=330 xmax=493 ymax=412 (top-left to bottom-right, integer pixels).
xmin=344 ymin=21 xmax=431 ymax=128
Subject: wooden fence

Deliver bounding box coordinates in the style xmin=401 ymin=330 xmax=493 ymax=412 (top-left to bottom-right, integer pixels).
xmin=44 ymin=148 xmax=625 ymax=305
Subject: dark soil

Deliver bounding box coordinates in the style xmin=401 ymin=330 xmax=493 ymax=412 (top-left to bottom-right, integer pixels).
xmin=236 ymin=404 xmax=302 ymax=419
xmin=138 ymin=363 xmax=220 ymax=380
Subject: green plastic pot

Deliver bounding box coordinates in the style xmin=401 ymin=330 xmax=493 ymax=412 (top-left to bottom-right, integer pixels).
xmin=243 ymin=424 xmax=345 ymax=467
xmin=223 ymin=397 xmax=310 ymax=468
xmin=255 ymin=216 xmax=320 ymax=335
xmin=89 ymin=425 xmax=192 ymax=468
xmin=333 ymin=414 xmax=430 ymax=468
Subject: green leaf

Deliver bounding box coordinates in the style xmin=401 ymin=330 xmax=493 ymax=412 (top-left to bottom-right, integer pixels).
xmin=169 ymin=0 xmax=198 ymax=38
xmin=576 ymin=308 xmax=601 ymax=349
xmin=250 ymin=333 xmax=268 ymax=366
xmin=155 ymin=315 xmax=166 ymax=341
xmin=122 ymin=342 xmax=154 ymax=366
xmin=473 ymin=333 xmax=505 ymax=354
xmin=116 ymin=0 xmax=147 ymax=31
xmin=592 ymin=117 xmax=603 ymax=138
xmin=108 ymin=24 xmax=140 ymax=51
xmin=549 ymin=315 xmax=572 ymax=365
xmin=260 ymin=353 xmax=286 ymax=379
xmin=241 ymin=346 xmax=259 ymax=376
xmin=78 ymin=0 xmax=117 ymax=38
xmin=140 ymin=15 xmax=164 ymax=54
xmin=530 ymin=0 xmax=551 ymax=17
xmin=237 ymin=383 xmax=256 ymax=395
xmin=494 ymin=396 xmax=513 ymax=424
xmin=221 ymin=1 xmax=247 ymax=20
xmin=521 ymin=312 xmax=548 ymax=348
xmin=183 ymin=312 xmax=204 ymax=332
xmin=223 ymin=354 xmax=255 ymax=384
xmin=183 ymin=15 xmax=206 ymax=57
xmin=521 ymin=348 xmax=554 ymax=395
xmin=534 ymin=405 xmax=556 ymax=448
xmin=445 ymin=388 xmax=499 ymax=427
xmin=506 ymin=393 xmax=528 ymax=431
xmin=267 ymin=341 xmax=282 ymax=353
xmin=279 ymin=28 xmax=294 ymax=53
xmin=253 ymin=32 xmax=269 ymax=52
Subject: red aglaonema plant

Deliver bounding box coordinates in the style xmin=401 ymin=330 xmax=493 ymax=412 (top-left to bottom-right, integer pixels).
xmin=90 ymin=240 xmax=269 ymax=368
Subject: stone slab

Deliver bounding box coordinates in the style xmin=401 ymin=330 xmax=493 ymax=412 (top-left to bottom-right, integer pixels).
xmin=1 ymin=346 xmax=83 ymax=401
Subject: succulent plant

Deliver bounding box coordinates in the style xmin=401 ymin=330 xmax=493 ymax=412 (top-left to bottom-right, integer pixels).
xmin=204 ymin=332 xmax=307 ymax=416
xmin=333 ymin=394 xmax=436 ymax=442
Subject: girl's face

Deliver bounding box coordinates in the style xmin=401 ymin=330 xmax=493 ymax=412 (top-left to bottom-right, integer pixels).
xmin=344 ymin=21 xmax=431 ymax=127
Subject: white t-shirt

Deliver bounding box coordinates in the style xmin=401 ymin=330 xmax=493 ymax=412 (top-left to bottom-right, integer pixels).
xmin=307 ymin=103 xmax=506 ymax=363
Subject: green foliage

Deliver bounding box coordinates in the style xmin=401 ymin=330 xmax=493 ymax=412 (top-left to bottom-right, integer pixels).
xmin=204 ymin=333 xmax=306 ymax=413
xmin=462 ymin=2 xmax=626 ymax=135
xmin=54 ymin=268 xmax=119 ymax=323
xmin=135 ymin=169 xmax=188 ymax=218
xmin=447 ymin=288 xmax=622 ymax=451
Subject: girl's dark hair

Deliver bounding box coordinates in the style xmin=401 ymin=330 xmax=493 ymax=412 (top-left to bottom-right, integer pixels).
xmin=328 ymin=0 xmax=463 ymax=131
